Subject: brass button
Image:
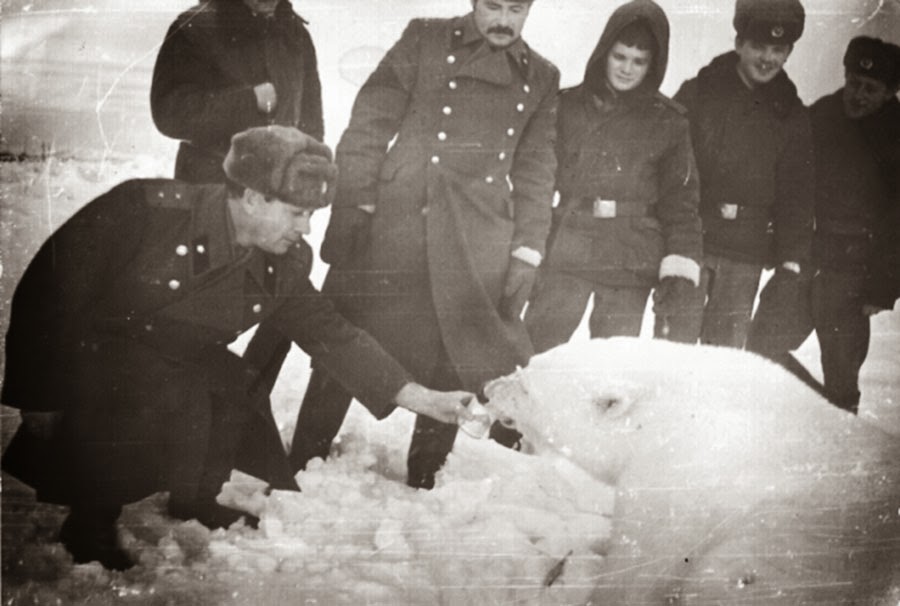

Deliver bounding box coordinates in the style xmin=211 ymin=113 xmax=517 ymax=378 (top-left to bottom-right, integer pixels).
xmin=516 ymin=103 xmax=525 ymax=112
xmin=507 ymin=127 xmax=515 ymax=137
xmin=168 ymin=279 xmax=181 ymax=290
xmin=175 ymin=245 xmax=189 ymax=256
xmin=442 ymin=106 xmax=452 ymax=116
xmin=523 ymin=84 xmax=531 ymax=93
xmin=437 ymin=132 xmax=447 ymax=141
xmin=431 ymin=155 xmax=440 ymax=164
xmin=252 ymin=303 xmax=262 ymax=314
xmin=448 ymin=80 xmax=458 ymax=90
xmin=196 ymin=244 xmax=206 ymax=254
xmin=447 ymin=55 xmax=456 ymax=64
xmin=485 ymin=176 xmax=494 ymax=184
xmin=498 ymin=152 xmax=506 ymax=161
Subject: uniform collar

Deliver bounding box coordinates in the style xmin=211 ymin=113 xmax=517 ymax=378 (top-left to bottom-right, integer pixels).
xmin=189 ymin=185 xmax=268 ymax=290
xmin=451 ymin=13 xmax=531 ymax=82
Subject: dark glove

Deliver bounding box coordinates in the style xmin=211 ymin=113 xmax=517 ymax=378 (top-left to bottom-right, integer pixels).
xmin=320 ymin=207 xmax=372 ymax=268
xmin=653 ymin=277 xmax=696 ymax=318
xmin=499 ymin=258 xmax=538 ymax=321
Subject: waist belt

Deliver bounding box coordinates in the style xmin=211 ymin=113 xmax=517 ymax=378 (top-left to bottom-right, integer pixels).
xmin=816 ymin=218 xmax=873 ymax=237
xmin=579 ymin=197 xmax=653 ymax=218
xmin=705 ymin=203 xmax=771 ymax=221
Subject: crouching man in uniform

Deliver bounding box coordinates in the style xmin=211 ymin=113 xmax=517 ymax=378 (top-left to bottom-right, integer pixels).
xmin=524 ymin=0 xmax=702 ymax=350
xmin=747 ymin=36 xmax=900 ymax=413
xmin=1 ymin=126 xmax=475 ymax=570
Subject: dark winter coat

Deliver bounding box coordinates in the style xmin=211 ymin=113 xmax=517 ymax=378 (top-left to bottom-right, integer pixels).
xmin=675 ymin=52 xmax=814 ymax=267
xmin=810 ymin=90 xmax=899 ymax=309
xmin=323 ymin=14 xmax=559 ymax=391
xmin=1 ymin=180 xmax=409 ymax=506
xmin=151 ymin=0 xmax=323 ymax=183
xmin=545 ymin=0 xmax=701 ymax=287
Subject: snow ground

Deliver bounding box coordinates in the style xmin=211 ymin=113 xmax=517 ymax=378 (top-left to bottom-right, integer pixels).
xmin=1 ymin=145 xmax=897 ymax=606
xmin=2 ymin=1 xmax=899 ymax=603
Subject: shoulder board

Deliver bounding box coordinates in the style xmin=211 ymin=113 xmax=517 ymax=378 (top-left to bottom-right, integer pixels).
xmin=654 ymin=92 xmax=687 ymax=115
xmin=142 ymin=179 xmax=194 ymax=210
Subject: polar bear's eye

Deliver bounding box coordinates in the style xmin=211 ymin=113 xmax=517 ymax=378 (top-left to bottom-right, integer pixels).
xmin=594 ymin=393 xmax=633 ymax=418
xmin=595 ymin=397 xmax=619 ymax=412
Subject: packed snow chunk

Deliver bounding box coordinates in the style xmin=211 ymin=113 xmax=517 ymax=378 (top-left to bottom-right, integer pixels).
xmin=202 ymin=426 xmax=611 ymax=605
xmin=484 ymin=337 xmax=900 ymax=605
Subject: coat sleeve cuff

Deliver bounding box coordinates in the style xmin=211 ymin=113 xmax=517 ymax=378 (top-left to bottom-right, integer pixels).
xmin=659 ymin=254 xmax=700 ymax=286
xmin=511 ymin=246 xmax=542 ymax=267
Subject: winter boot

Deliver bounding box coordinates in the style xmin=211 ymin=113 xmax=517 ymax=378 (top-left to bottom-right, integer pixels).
xmin=59 ymin=505 xmax=133 ymax=571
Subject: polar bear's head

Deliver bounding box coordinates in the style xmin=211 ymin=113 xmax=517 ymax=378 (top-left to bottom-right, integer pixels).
xmin=483 ymin=337 xmax=829 ymax=485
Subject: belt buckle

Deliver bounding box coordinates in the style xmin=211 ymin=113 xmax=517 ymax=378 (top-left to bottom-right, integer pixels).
xmin=593 ymin=198 xmax=617 ymax=218
xmin=719 ymin=203 xmax=738 ymax=220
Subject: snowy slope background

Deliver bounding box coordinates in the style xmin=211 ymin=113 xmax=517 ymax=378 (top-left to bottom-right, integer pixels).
xmin=1 ymin=1 xmax=899 ymax=604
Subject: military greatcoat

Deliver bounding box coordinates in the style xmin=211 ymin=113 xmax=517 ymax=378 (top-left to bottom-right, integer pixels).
xmin=325 ymin=14 xmax=560 ymax=392
xmin=1 ymin=180 xmax=410 ymax=507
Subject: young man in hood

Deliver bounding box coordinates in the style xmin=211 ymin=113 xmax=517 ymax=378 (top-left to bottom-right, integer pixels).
xmin=673 ymin=0 xmax=814 ymax=348
xmin=747 ymin=36 xmax=900 ymax=414
xmin=524 ymin=0 xmax=702 ymax=350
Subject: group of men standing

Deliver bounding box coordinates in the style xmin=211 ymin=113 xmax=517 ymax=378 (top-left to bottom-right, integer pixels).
xmin=2 ymin=0 xmax=897 ymax=571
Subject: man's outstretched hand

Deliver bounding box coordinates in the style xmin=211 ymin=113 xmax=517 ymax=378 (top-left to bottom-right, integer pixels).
xmin=394 ymin=383 xmax=476 ymax=426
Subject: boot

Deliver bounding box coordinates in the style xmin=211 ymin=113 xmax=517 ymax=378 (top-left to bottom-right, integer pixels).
xmin=59 ymin=505 xmax=133 ymax=571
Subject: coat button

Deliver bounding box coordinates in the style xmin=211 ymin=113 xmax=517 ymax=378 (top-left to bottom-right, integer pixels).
xmin=196 ymin=244 xmax=206 ymax=254
xmin=507 ymin=127 xmax=515 ymax=137
xmin=448 ymin=80 xmax=457 ymax=90
xmin=516 ymin=103 xmax=525 ymax=112
xmin=454 ymin=29 xmax=462 ymax=37
xmin=421 ymin=206 xmax=430 ymax=215
xmin=485 ymin=176 xmax=494 ymax=184
xmin=498 ymin=151 xmax=506 ymax=161
xmin=157 ymin=191 xmax=164 ymax=198
xmin=447 ymin=55 xmax=456 ymax=64
xmin=175 ymin=192 xmax=182 ymax=200
xmin=442 ymin=106 xmax=452 ymax=116
xmin=267 ymin=265 xmax=275 ymax=274
xmin=144 ymin=324 xmax=154 ymax=332
xmin=523 ymin=84 xmax=531 ymax=93
xmin=176 ymin=244 xmax=188 ymax=256
xmin=437 ymin=131 xmax=447 ymax=141
xmin=168 ymin=279 xmax=181 ymax=290
xmin=431 ymin=155 xmax=440 ymax=164
xmin=252 ymin=303 xmax=262 ymax=314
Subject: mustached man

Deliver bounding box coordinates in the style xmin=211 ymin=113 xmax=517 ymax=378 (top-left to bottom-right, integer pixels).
xmin=294 ymin=0 xmax=560 ymax=490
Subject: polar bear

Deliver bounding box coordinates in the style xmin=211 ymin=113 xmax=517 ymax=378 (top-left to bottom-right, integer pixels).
xmin=484 ymin=338 xmax=900 ymax=605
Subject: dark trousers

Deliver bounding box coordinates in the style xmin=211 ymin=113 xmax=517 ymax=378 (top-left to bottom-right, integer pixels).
xmin=3 ymin=344 xmax=294 ymax=511
xmin=684 ymin=254 xmax=763 ymax=349
xmin=524 ymin=271 xmax=658 ymax=354
xmin=288 ymin=348 xmax=463 ymax=489
xmin=748 ymin=269 xmax=870 ymax=413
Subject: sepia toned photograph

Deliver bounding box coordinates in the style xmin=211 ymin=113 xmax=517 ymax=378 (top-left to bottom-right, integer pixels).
xmin=1 ymin=0 xmax=898 ymax=603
